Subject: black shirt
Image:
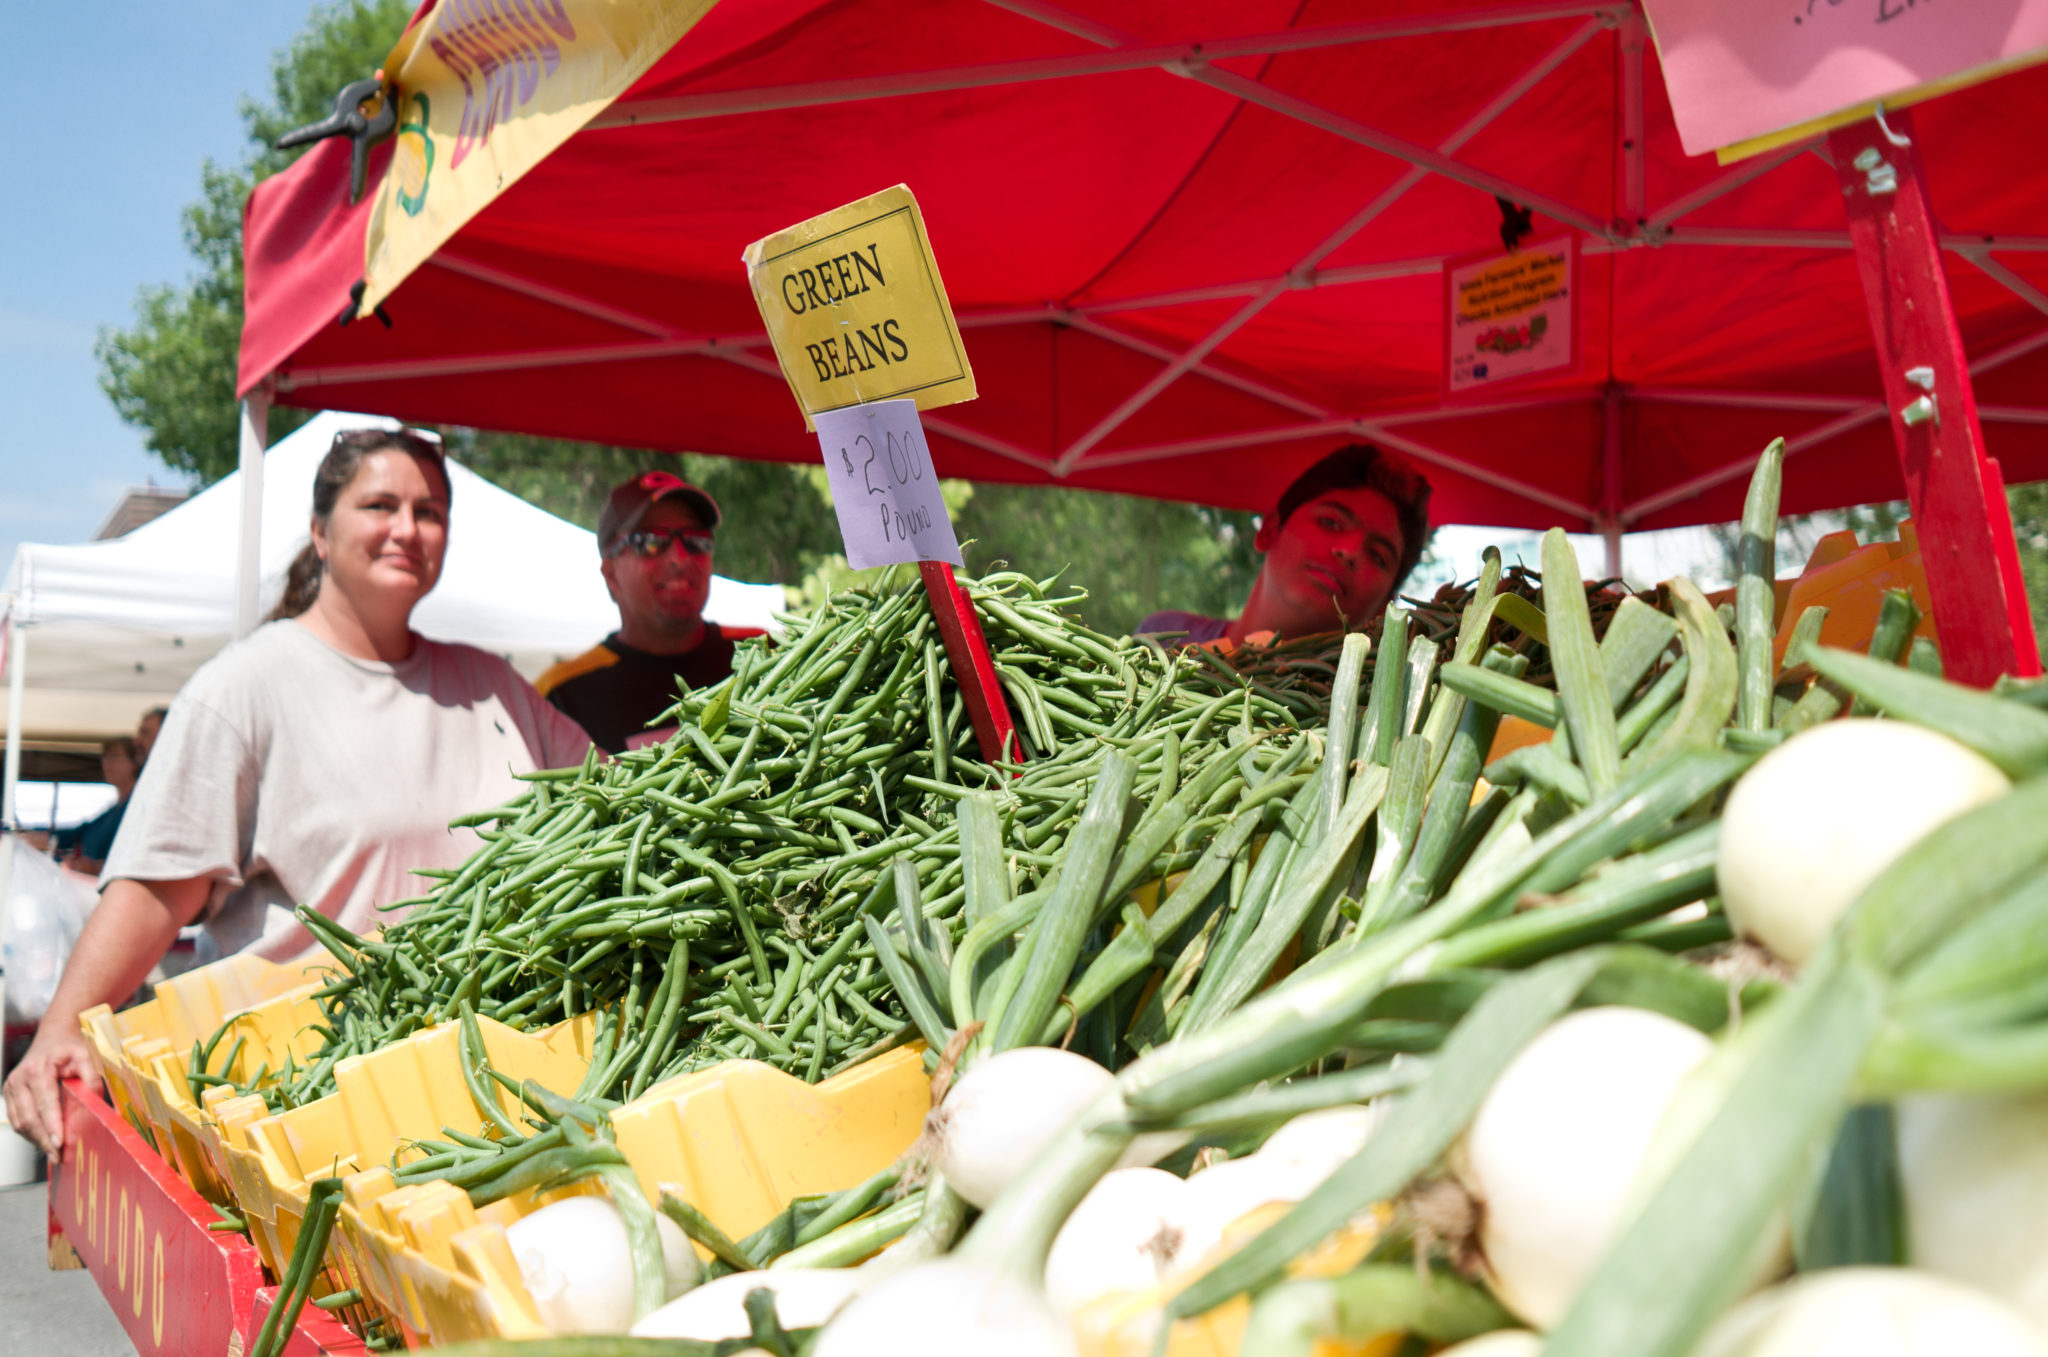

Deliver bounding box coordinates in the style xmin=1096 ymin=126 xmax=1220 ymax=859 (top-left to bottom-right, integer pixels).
xmin=537 ymin=627 xmax=761 ymax=753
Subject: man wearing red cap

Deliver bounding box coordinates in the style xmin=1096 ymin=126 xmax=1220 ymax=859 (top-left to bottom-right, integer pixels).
xmin=537 ymin=471 xmax=765 ymax=752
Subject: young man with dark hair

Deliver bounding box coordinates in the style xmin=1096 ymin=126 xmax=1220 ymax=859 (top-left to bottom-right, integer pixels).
xmin=1138 ymin=443 xmax=1432 ymax=645
xmin=537 ymin=472 xmax=765 ymax=752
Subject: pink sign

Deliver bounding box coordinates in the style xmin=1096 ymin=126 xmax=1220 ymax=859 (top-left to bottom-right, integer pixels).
xmin=1642 ymin=0 xmax=2048 ymax=156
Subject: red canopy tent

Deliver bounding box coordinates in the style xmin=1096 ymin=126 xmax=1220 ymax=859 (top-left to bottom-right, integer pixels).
xmin=237 ymin=0 xmax=2048 ymax=664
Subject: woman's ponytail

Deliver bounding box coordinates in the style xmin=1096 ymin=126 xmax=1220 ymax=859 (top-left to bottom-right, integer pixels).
xmin=269 ymin=542 xmax=324 ymax=621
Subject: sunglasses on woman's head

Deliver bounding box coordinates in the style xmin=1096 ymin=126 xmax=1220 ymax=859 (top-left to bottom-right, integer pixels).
xmin=331 ymin=427 xmax=445 ymax=460
xmin=613 ymin=528 xmax=715 ymax=559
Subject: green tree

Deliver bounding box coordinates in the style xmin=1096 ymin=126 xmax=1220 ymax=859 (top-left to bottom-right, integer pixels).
xmin=97 ymin=0 xmax=418 ymax=478
xmin=955 ymin=486 xmax=1261 ymax=636
xmin=745 ymin=476 xmax=1266 ymax=636
xmin=2010 ymin=481 xmax=2048 ymax=647
xmin=445 ymin=432 xmax=846 ymax=589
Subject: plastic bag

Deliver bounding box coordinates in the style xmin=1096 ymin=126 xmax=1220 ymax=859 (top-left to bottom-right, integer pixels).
xmin=2 ymin=835 xmax=100 ymax=1024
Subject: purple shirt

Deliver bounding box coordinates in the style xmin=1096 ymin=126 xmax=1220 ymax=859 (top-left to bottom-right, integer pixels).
xmin=1135 ymin=611 xmax=1232 ymax=645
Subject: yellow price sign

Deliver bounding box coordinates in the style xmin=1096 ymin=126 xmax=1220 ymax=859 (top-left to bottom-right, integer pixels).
xmin=743 ymin=184 xmax=977 ymax=428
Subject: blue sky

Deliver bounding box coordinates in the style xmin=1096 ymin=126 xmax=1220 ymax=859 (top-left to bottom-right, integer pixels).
xmin=0 ymin=3 xmax=317 ymax=577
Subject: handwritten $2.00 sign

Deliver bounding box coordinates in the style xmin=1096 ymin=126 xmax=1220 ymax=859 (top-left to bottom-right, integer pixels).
xmin=1643 ymin=0 xmax=2048 ymax=158
xmin=814 ymin=399 xmax=964 ymax=570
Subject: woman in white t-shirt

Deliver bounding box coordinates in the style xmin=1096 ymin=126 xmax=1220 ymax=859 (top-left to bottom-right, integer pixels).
xmin=6 ymin=428 xmax=590 ymax=1157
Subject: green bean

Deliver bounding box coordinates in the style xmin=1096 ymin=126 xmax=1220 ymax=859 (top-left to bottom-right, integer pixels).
xmin=628 ymin=940 xmax=690 ymax=1100
xmin=1542 ymin=528 xmax=1621 ymax=793
xmin=1852 ymin=589 xmax=1923 ymax=715
xmin=1370 ymin=652 xmax=1513 ymax=932
xmin=1103 ymin=740 xmax=1249 ymax=908
xmin=1735 ymin=439 xmax=1787 ymax=733
xmin=891 ymin=858 xmax=953 ymax=1019
xmin=1631 ymin=579 xmax=1738 ymax=766
xmin=1178 ymin=774 xmax=1319 ymax=1032
xmin=286 ymin=567 xmax=1547 ymax=1126
xmin=456 ymin=1003 xmax=525 ymax=1142
xmin=1357 ymin=735 xmax=1432 ymax=929
xmin=1619 ymin=653 xmax=1691 ymax=753
xmin=991 ymin=753 xmax=1139 ymax=1050
xmin=1185 ymin=763 xmax=1387 ymax=1025
xmin=1361 ymin=607 xmax=1409 ymax=767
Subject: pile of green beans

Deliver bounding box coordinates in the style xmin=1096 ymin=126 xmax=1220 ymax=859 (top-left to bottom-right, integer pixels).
xmin=240 ymin=567 xmax=1353 ymax=1113
xmin=205 ymin=553 xmax=1707 ymax=1124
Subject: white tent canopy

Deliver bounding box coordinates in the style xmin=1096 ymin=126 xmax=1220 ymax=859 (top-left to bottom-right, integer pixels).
xmin=2 ymin=410 xmax=786 ymax=754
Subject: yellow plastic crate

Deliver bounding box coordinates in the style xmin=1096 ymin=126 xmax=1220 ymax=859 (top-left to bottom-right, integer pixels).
xmin=77 ymin=952 xmax=331 ymax=1200
xmin=347 ymin=1046 xmax=931 ymax=1347
xmin=214 ymin=1009 xmax=600 ymax=1282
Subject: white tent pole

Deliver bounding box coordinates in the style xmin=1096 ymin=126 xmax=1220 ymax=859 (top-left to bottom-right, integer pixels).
xmin=1601 ymin=383 xmax=1624 ymax=580
xmin=4 ymin=608 xmax=24 ymax=830
xmin=234 ymin=392 xmax=272 ymax=639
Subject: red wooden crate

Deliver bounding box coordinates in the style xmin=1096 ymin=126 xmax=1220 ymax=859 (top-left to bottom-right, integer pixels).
xmin=46 ymin=1077 xmax=362 ymax=1355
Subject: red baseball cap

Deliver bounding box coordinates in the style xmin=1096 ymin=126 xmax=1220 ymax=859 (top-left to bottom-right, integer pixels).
xmin=599 ymin=471 xmax=722 ymax=552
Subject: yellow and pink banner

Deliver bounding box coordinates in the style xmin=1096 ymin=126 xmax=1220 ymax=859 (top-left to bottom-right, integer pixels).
xmin=362 ymin=0 xmax=719 ymax=310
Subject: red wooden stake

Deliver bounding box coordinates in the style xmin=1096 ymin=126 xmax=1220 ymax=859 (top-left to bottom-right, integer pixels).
xmin=1829 ymin=108 xmax=2044 ymax=685
xmin=918 ymin=560 xmax=1023 ymax=766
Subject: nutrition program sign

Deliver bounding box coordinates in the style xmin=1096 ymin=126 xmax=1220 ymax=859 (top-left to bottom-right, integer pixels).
xmin=744 ymin=184 xmax=978 ymax=429
xmin=1442 ymin=238 xmax=1578 ymax=399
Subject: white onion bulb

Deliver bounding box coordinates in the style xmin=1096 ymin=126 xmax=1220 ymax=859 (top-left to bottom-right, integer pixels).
xmin=1717 ymin=719 xmax=2007 ymax=965
xmin=1043 ymin=1167 xmax=1187 ymax=1315
xmin=928 ymin=1046 xmax=1123 ymax=1210
xmin=629 ymin=1268 xmax=862 ymax=1341
xmin=1258 ymin=1104 xmax=1383 ymax=1182
xmin=1460 ymin=1006 xmax=1713 ymax=1328
xmin=812 ymin=1259 xmax=1079 ymax=1357
xmin=1897 ymin=1091 xmax=2048 ymax=1331
xmin=1168 ymin=1154 xmax=1327 ymax=1278
xmin=505 ymin=1195 xmax=696 ymax=1335
xmin=1695 ymin=1267 xmax=2048 ymax=1357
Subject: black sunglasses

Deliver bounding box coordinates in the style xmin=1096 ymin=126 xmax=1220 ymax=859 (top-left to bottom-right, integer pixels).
xmin=612 ymin=527 xmax=715 ymax=559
